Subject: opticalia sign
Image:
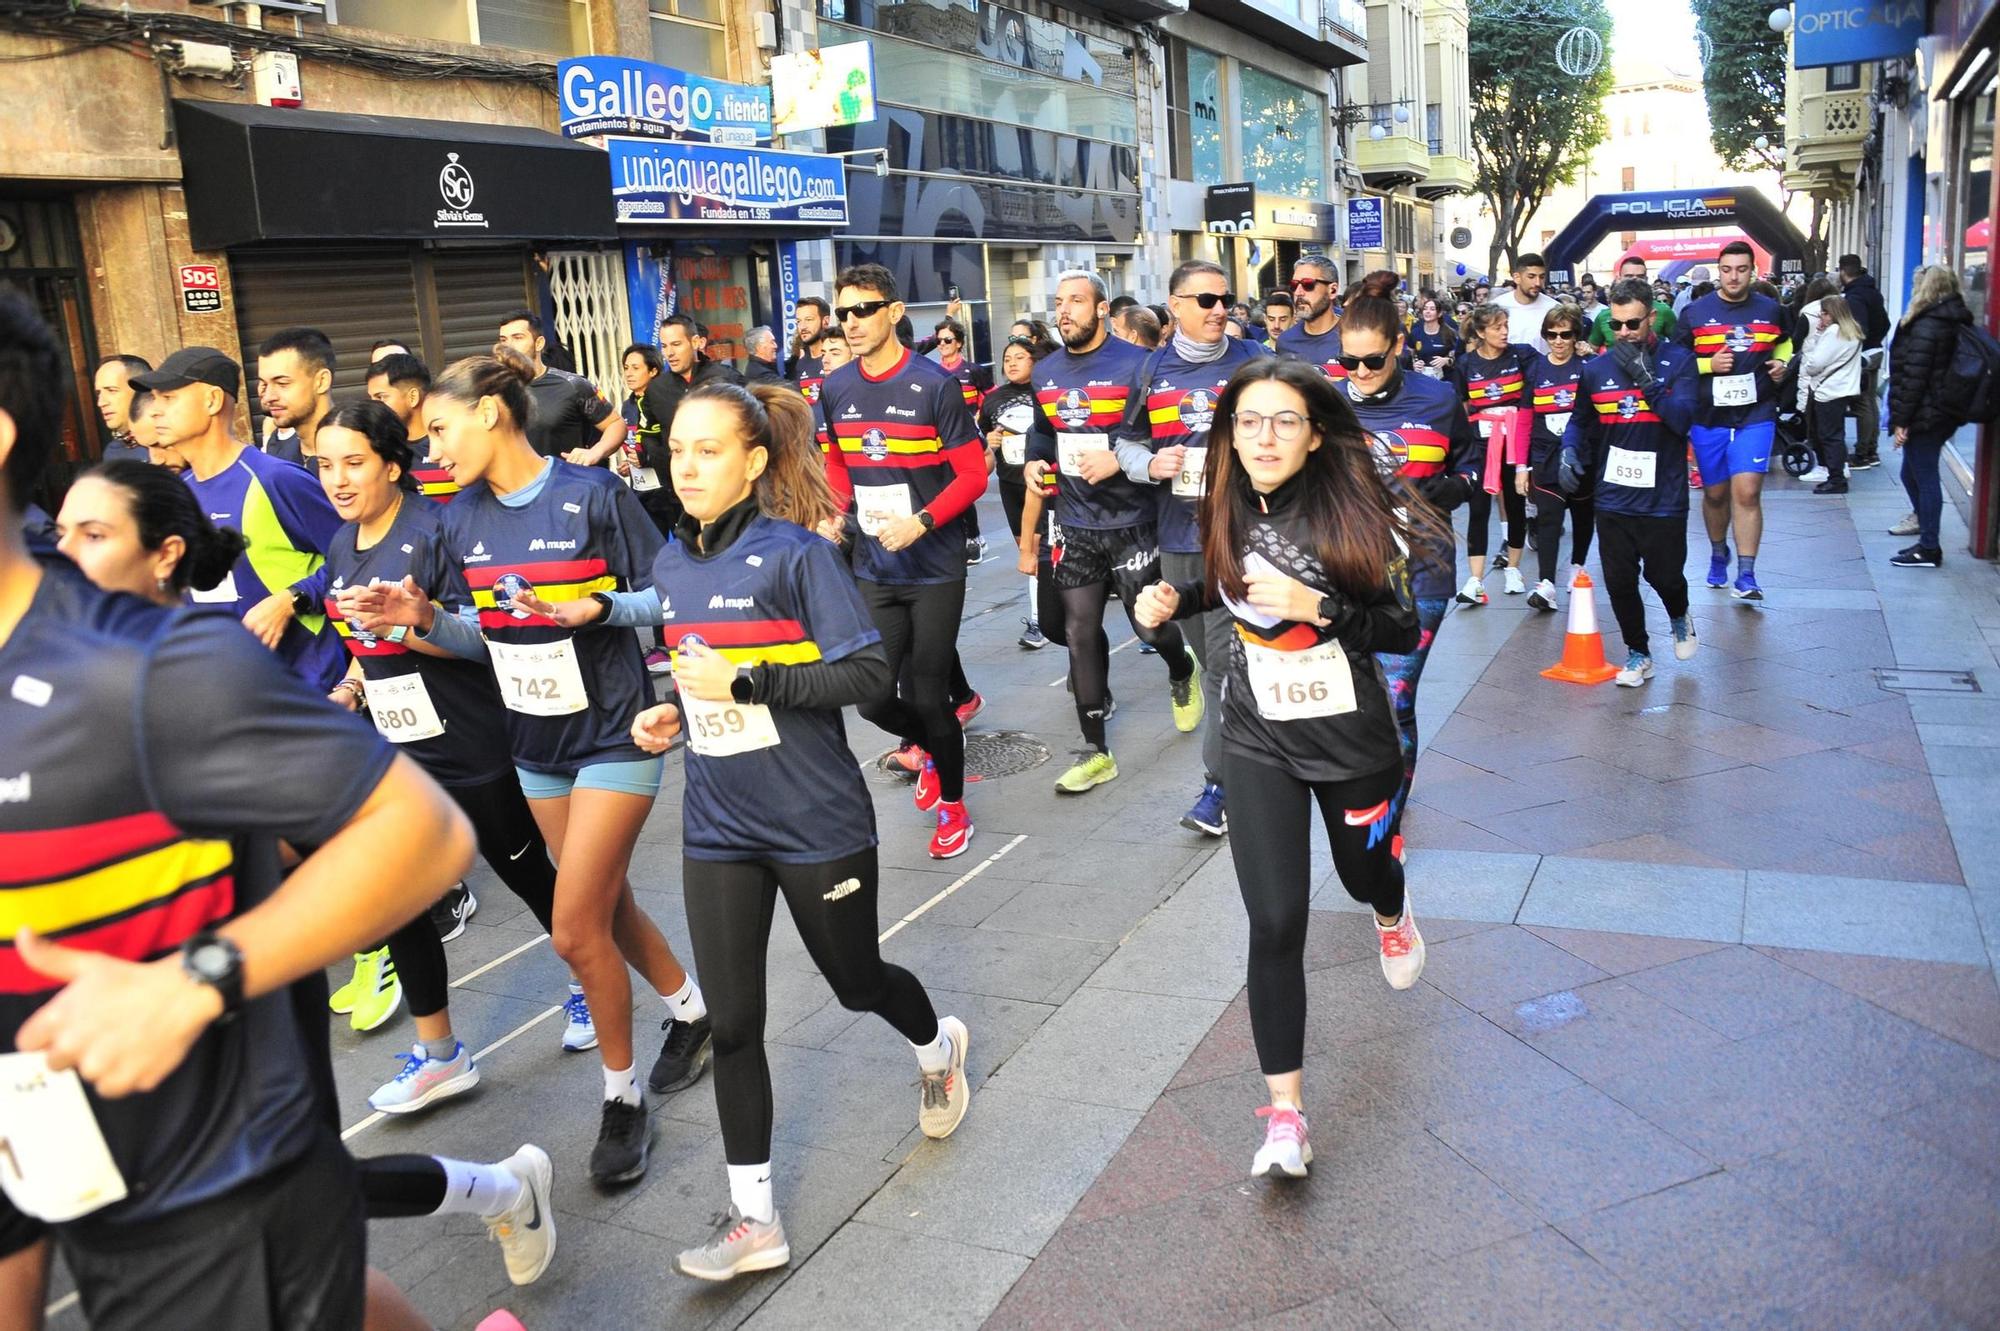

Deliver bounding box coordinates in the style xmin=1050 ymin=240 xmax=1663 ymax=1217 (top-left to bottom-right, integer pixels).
xmin=558 ymin=56 xmax=771 ymax=144
xmin=1608 ymin=194 xmax=1740 ymax=223
xmin=1792 ymin=0 xmax=1925 ymax=68
xmin=608 ymin=139 xmax=848 ymax=226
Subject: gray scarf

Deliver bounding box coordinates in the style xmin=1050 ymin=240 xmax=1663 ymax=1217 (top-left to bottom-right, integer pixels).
xmin=1172 ymin=328 xmax=1229 ymax=364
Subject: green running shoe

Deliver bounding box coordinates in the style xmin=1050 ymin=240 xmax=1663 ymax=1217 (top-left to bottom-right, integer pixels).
xmin=327 ymin=951 xmax=372 ymax=1015
xmin=1054 ymin=750 xmax=1118 ymax=794
xmin=1170 ymin=649 xmax=1204 ymax=733
xmin=348 ymin=946 xmax=402 ymax=1033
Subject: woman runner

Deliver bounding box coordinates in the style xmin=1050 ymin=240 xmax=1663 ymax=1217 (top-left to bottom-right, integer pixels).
xmin=983 ymin=333 xmax=1050 ymax=648
xmin=1517 ymin=305 xmax=1595 ymax=609
xmin=1452 ymin=306 xmax=1534 ymax=602
xmin=1136 ymin=358 xmax=1440 ymax=1179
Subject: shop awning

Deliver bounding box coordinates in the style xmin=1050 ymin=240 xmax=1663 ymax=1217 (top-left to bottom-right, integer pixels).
xmin=174 ymin=100 xmax=618 ymax=250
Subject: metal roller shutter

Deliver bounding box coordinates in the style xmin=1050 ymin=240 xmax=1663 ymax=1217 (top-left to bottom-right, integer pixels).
xmin=431 ymin=249 xmax=533 ymax=374
xmin=229 ymin=247 xmax=419 ymax=427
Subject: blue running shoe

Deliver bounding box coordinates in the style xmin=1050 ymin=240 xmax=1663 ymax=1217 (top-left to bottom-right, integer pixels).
xmin=1731 ymin=571 xmax=1763 ymax=602
xmin=1705 ymin=550 xmax=1730 ymax=588
xmin=1614 ymin=651 xmax=1654 ymax=688
xmin=1180 ymin=782 xmax=1227 ymax=837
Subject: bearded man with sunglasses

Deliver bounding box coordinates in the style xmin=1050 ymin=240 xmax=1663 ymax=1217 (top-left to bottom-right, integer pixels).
xmin=1275 ymin=256 xmax=1346 ymax=381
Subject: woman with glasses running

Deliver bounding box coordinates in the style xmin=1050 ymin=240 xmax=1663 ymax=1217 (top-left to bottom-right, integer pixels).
xmin=1517 ymin=307 xmax=1595 ymax=610
xmin=1136 ymin=357 xmax=1446 ymax=1180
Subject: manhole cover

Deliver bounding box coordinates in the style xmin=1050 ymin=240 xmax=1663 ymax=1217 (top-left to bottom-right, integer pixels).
xmin=872 ymin=731 xmax=1051 ymax=783
xmin=1874 ymin=668 xmax=1981 ymax=693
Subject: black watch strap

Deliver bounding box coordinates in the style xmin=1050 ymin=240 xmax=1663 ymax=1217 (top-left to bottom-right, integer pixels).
xmin=181 ymin=930 xmax=245 ymax=1014
xmin=730 ymin=667 xmax=756 ymax=705
xmin=917 ymin=509 xmax=937 ymax=531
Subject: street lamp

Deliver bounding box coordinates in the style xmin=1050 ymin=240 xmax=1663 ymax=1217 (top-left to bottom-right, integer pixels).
xmin=1768 ymin=7 xmax=1792 ymax=32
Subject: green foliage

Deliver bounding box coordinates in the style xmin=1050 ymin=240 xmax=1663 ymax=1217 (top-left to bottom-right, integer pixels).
xmin=1468 ymin=0 xmax=1616 ymax=276
xmin=1690 ymin=0 xmax=1788 ymax=171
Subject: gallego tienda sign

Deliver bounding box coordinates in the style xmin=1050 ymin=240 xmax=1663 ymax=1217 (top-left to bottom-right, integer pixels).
xmin=559 ymin=57 xmax=772 ymax=144
xmin=608 ymin=138 xmax=848 ymax=226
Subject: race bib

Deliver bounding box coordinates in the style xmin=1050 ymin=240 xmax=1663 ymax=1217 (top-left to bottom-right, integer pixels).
xmin=630 ymin=466 xmax=664 ymax=492
xmin=0 ymin=1054 xmax=129 ymax=1222
xmin=188 ymin=569 xmax=239 ymax=606
xmin=1604 ymin=445 xmax=1657 ymax=489
xmin=1477 ymin=418 xmax=1495 ymax=439
xmin=1712 ymin=374 xmax=1756 ymax=408
xmin=361 ymin=671 xmax=446 ymax=743
xmin=1172 ymin=446 xmax=1208 ymax=499
xmin=1544 ymin=412 xmax=1572 ymax=436
xmin=999 ymin=431 xmax=1026 ymax=466
xmin=854 ymin=483 xmax=914 ymax=538
xmin=1245 ymin=637 xmax=1357 ymax=721
xmin=681 ymin=693 xmax=781 ymax=757
xmin=487 ymin=637 xmax=589 ymax=716
xmin=1057 ymin=431 xmax=1108 ymax=478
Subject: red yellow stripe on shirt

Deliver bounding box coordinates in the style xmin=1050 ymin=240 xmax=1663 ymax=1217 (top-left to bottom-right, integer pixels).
xmin=832 ymin=420 xmax=946 ymax=458
xmin=1532 ymin=390 xmax=1576 ymax=410
xmin=464 ymin=559 xmax=617 ymax=628
xmin=411 ymin=466 xmax=460 ymax=503
xmin=1036 ymin=390 xmax=1129 ymax=429
xmin=1689 ymin=322 xmax=1784 ymax=352
xmin=1237 ymin=621 xmax=1321 ymax=652
xmin=665 ymin=617 xmax=824 ymax=667
xmin=1590 ymin=387 xmax=1660 ymax=425
xmin=1464 ymin=373 xmax=1524 ymax=404
xmin=327 ymin=606 xmax=410 ymax=658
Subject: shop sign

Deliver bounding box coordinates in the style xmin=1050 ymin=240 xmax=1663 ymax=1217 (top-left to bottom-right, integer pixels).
xmin=1271 ymin=207 xmax=1321 ymax=229
xmin=775 ymin=240 xmax=803 ymax=351
xmin=1205 ymin=182 xmax=1255 ymax=235
xmin=559 ymin=56 xmax=772 ymax=144
xmin=608 ymin=139 xmax=848 ymax=226
xmin=771 ymin=41 xmax=879 ymax=135
xmin=178 ymin=264 xmax=221 ymax=314
xmin=1791 ymin=0 xmax=1926 ymax=68
xmin=1347 ymin=196 xmax=1384 ymax=250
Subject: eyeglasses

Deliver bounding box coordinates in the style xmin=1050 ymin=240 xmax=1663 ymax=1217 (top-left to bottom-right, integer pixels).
xmin=1174 ymin=291 xmax=1236 ymax=310
xmin=833 ymin=300 xmax=892 ymax=323
xmin=1291 ymin=278 xmax=1328 ymax=292
xmin=1231 ymin=410 xmax=1310 ymax=442
xmin=1545 ymin=329 xmax=1580 ymax=341
xmin=937 ymin=336 xmax=959 ymax=346
xmin=1336 ymin=352 xmax=1392 ymax=372
xmin=1608 ymin=317 xmax=1647 ymax=331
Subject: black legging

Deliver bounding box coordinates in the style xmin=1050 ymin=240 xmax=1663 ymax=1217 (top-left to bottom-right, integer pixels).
xmin=1223 ymin=754 xmax=1404 ymax=1076
xmin=359 ymin=1155 xmax=449 ymax=1218
xmin=384 ymin=771 xmax=559 ymax=1019
xmin=858 ymin=578 xmax=969 ymax=801
xmin=682 ymin=847 xmax=940 ymax=1165
xmin=1061 ymin=581 xmax=1191 ymax=751
xmin=1532 ymin=488 xmax=1595 ymax=584
xmin=1465 ymin=485 xmax=1527 ymax=560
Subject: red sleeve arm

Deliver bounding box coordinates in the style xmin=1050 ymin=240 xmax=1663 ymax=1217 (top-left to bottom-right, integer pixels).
xmin=919 ymin=442 xmax=989 ymax=527
xmin=822 ymin=437 xmax=854 ymax=510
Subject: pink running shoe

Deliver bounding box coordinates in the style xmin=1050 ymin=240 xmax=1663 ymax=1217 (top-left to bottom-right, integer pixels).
xmin=914 ymin=759 xmax=942 ymax=813
xmin=954 ymin=692 xmax=985 ymax=727
xmin=1375 ymin=899 xmax=1426 ymax=990
xmin=1252 ymin=1105 xmax=1311 ymax=1178
xmin=886 ymin=742 xmax=927 ymax=776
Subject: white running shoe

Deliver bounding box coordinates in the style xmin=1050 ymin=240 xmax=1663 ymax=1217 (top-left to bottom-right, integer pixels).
xmin=1672 ymin=615 xmax=1699 ymax=661
xmin=485 ymin=1145 xmax=557 ymax=1286
xmin=561 ymin=988 xmax=598 ymax=1052
xmin=1456 ymin=575 xmax=1488 ymax=606
xmin=1502 ymin=566 xmax=1526 ymax=595
xmin=1251 ymin=1105 xmax=1312 ymax=1178
xmin=918 ymin=1015 xmax=971 ymax=1139
xmin=1615 ymin=651 xmax=1655 ymax=688
xmin=1525 ymin=579 xmax=1558 ymax=612
xmin=677 ymin=1206 xmax=791 ymax=1281
xmin=1375 ymin=900 xmax=1427 ymax=990
xmin=368 ymin=1041 xmax=480 ymax=1114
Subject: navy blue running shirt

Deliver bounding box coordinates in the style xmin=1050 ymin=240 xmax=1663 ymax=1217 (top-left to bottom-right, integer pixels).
xmin=1025 ymin=334 xmax=1153 ymax=531
xmin=652 ymin=514 xmax=882 ymax=863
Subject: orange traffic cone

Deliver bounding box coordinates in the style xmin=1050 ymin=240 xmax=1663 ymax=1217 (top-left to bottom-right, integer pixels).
xmin=1541 ymin=571 xmax=1619 ymax=685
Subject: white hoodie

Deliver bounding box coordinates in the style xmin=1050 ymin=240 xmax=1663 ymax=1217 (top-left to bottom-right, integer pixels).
xmin=1796 ymin=300 xmax=1863 ymax=407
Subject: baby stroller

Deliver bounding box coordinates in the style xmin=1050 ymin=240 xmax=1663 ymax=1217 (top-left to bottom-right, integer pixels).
xmin=1775 ymin=401 xmax=1816 ymax=477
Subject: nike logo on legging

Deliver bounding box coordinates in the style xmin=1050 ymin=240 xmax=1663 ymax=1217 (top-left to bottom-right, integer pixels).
xmin=508 ymin=842 xmax=532 ymax=861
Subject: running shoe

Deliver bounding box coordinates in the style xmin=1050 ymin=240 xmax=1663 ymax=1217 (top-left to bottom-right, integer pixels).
xmin=1137 ymin=641 xmax=1159 ymax=655
xmin=918 ymin=1015 xmax=971 ymax=1139
xmin=1180 ymin=782 xmax=1227 ymax=837
xmin=1103 ymin=693 xmax=1118 ymax=722
xmin=1672 ymin=615 xmax=1699 ymax=661
xmin=1455 ymin=575 xmax=1487 ymax=605
xmin=1018 ymin=619 xmax=1047 ymax=651
xmin=928 ymin=801 xmax=974 ymax=860
xmin=588 ymin=1099 xmax=650 ymax=1186
xmin=1705 ymin=549 xmax=1731 ymax=588
xmin=1812 ymin=480 xmax=1849 ymax=494
xmin=648 ymin=1015 xmax=713 ymax=1095
xmin=1731 ymin=570 xmax=1763 ymax=602
xmin=1888 ymin=512 xmax=1920 ymax=536
xmin=914 ymin=758 xmax=942 ymax=812
xmin=1492 ymin=550 xmax=1510 ymax=571
xmin=369 ymin=1041 xmax=480 ymax=1114
xmin=1502 ymin=566 xmax=1526 ymax=596
xmin=486 ymin=1145 xmax=556 ymax=1286
xmin=964 ymin=535 xmax=986 ymax=566
xmin=677 ymin=1206 xmax=790 ymax=1282
xmin=1251 ymin=1105 xmax=1311 ymax=1179
xmin=328 ymin=950 xmax=375 ymax=1014
xmin=429 ymin=882 xmax=477 ymax=943
xmin=1170 ymin=649 xmax=1204 ymax=732
xmin=350 ymin=948 xmax=402 ymax=1032
xmin=1054 ymin=750 xmax=1118 ymax=794
xmin=1375 ymin=901 xmax=1426 ymax=989
xmin=1525 ymin=579 xmax=1558 ymax=612
xmin=1889 ymin=547 xmax=1943 ymax=568
xmin=886 ymin=742 xmax=928 ymax=776
xmin=642 ymin=646 xmax=672 ymax=676
xmin=954 ymin=692 xmax=985 ymax=727
xmin=561 ymin=988 xmax=598 ymax=1053
xmin=1614 ymin=651 xmax=1654 ymax=688
xmin=1851 ymin=454 xmax=1881 ymax=470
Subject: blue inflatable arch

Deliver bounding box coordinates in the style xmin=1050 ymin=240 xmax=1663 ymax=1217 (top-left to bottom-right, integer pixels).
xmin=1540 ymin=189 xmax=1810 ymax=283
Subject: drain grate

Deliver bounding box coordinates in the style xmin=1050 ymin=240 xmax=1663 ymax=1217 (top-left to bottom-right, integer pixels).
xmin=872 ymin=731 xmax=1052 ymax=783
xmin=1874 ymin=668 xmax=1982 ymax=694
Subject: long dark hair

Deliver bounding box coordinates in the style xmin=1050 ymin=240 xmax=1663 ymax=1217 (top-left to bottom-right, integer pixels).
xmin=681 ymin=382 xmax=841 ymax=534
xmin=323 ymin=400 xmax=417 ymax=491
xmin=1198 ymin=359 xmax=1445 ymax=603
xmin=88 ymin=459 xmax=246 ymax=593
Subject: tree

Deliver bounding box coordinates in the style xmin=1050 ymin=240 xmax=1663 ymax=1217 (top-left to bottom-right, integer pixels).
xmin=1689 ymin=0 xmax=1787 ymax=172
xmin=1468 ymin=0 xmax=1615 ymax=279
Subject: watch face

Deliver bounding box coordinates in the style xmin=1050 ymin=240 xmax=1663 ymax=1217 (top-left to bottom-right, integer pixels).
xmin=191 ymin=941 xmax=232 ymax=978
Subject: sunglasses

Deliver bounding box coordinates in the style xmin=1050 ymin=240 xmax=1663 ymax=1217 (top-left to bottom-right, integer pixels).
xmin=1174 ymin=291 xmax=1236 ymax=310
xmin=1291 ymin=278 xmax=1328 ymax=292
xmin=1337 ymin=352 xmax=1393 ymax=371
xmin=1545 ymin=329 xmax=1580 ymax=341
xmin=937 ymin=336 xmax=959 ymax=345
xmin=834 ymin=299 xmax=892 ymax=323
xmin=1608 ymin=317 xmax=1647 ymax=331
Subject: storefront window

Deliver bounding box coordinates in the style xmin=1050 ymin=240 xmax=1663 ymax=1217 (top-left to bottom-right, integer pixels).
xmin=335 ymin=0 xmax=589 ymax=55
xmin=1963 ymin=78 xmax=1994 ymax=324
xmin=1168 ymin=42 xmax=1226 ymax=182
xmin=1239 ymin=65 xmax=1323 ymax=201
xmin=826 ymin=0 xmax=1137 ymax=101
xmin=650 ymin=0 xmax=729 ymax=76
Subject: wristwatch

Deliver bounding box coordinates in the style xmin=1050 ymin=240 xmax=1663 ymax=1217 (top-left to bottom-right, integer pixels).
xmin=916 ymin=509 xmax=937 ymax=532
xmin=730 ymin=666 xmax=757 ymax=705
xmin=289 ymin=587 xmax=314 ymax=617
xmin=1316 ymin=594 xmax=1342 ymax=627
xmin=180 ymin=930 xmax=245 ymax=1015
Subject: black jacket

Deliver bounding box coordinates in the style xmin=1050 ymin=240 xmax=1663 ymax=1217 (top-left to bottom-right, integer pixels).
xmin=1886 ymin=295 xmax=1974 ymax=438
xmin=1842 ymin=273 xmax=1891 ymax=351
xmin=637 ymin=359 xmax=746 ymax=467
xmin=743 ymin=357 xmax=787 ymax=385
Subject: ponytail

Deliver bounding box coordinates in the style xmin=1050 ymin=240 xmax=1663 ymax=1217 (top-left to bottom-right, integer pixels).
xmin=429 ymin=348 xmax=536 ymax=433
xmin=684 ymin=382 xmax=842 ymax=535
xmin=88 ymin=459 xmax=247 ymax=594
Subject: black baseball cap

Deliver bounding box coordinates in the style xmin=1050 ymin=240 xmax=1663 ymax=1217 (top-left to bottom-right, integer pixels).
xmin=131 ymin=346 xmax=240 ymax=398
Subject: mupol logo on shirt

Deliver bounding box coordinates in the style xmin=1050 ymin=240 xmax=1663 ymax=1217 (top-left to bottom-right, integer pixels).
xmin=708 ymin=595 xmax=754 ymax=610
xmin=494 ymin=572 xmax=536 ymax=617
xmin=861 ymin=428 xmax=889 ymax=461
xmin=528 ymin=538 xmax=580 ymax=552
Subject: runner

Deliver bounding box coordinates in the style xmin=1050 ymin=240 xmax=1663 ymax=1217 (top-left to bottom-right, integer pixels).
xmin=1334 ymin=272 xmax=1482 ymax=860
xmin=497 ymin=308 xmax=624 ymax=464
xmin=1518 ymin=304 xmax=1595 ymax=610
xmin=1134 ymin=357 xmax=1438 ymax=1179
xmin=350 ymin=347 xmax=712 ymax=1185
xmin=819 ymin=264 xmax=986 ymax=858
xmin=981 ymin=333 xmax=1049 ymax=649
xmin=1119 ymin=259 xmax=1258 ymax=828
xmin=784 ymin=296 xmax=830 ymax=379
xmin=1676 ymin=241 xmax=1791 ymax=601
xmin=1450 ymin=306 xmax=1534 ymax=602
xmin=53 ymin=459 xmax=244 ymax=604
xmin=1559 ymin=278 xmax=1700 ymax=685
xmin=1274 ymin=256 xmax=1344 ymax=380
xmin=1023 ymin=269 xmax=1201 ymax=796
xmin=1497 ymin=252 xmax=1561 ymax=353
xmin=588 ymin=382 xmax=973 ymax=1279
xmin=1260 ymin=291 xmax=1294 ymax=348
xmin=365 ymin=353 xmax=458 ymax=504
xmin=934 ymin=317 xmax=993 ymax=566
xmin=255 ymin=326 xmax=335 ymax=470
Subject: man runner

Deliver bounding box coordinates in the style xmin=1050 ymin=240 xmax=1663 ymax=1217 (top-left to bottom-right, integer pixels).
xmin=1275 ymin=256 xmax=1345 ymax=381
